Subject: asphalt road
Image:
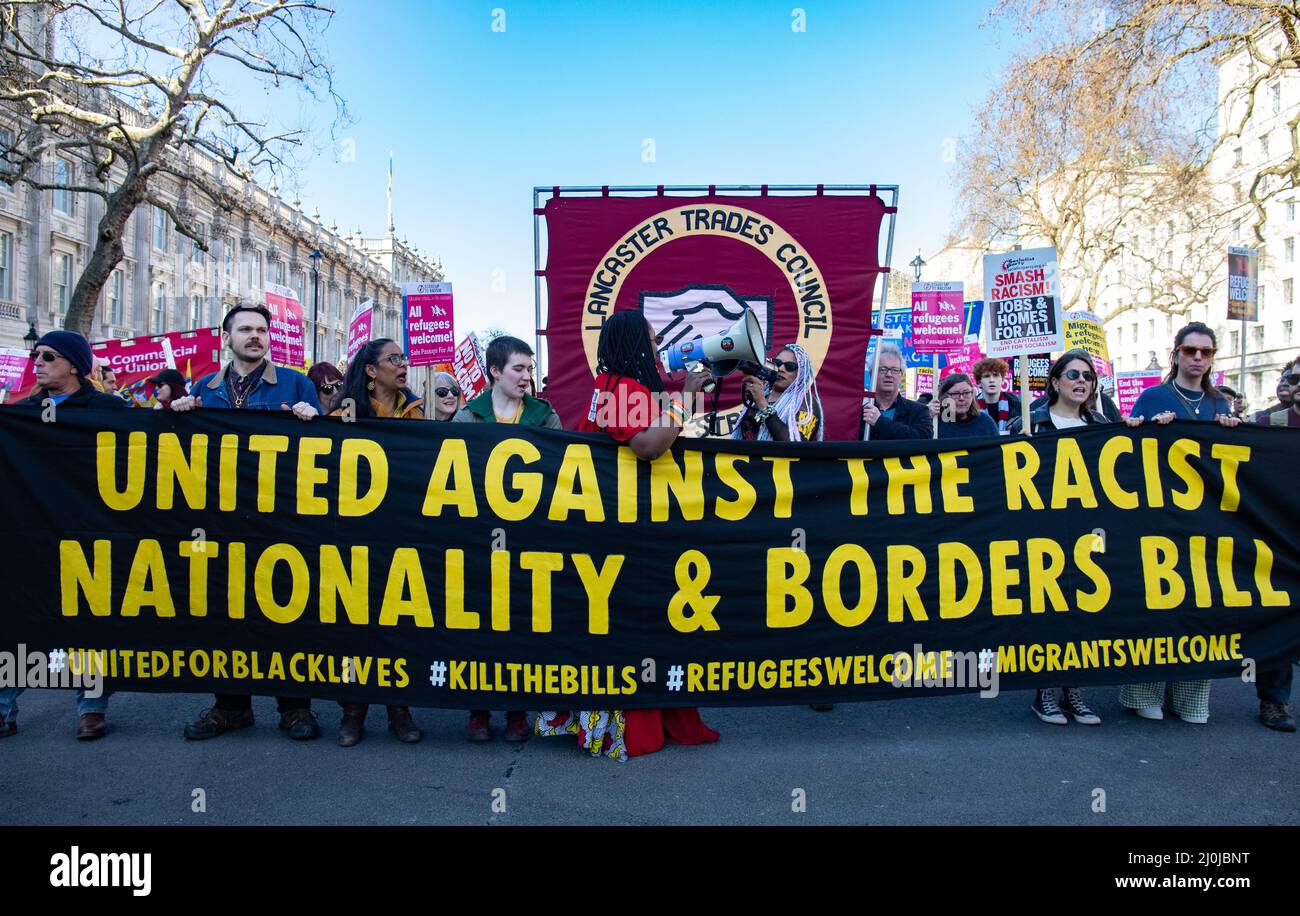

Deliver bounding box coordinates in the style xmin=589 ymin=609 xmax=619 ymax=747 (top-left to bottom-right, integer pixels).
xmin=1 ymin=675 xmax=1295 ymax=826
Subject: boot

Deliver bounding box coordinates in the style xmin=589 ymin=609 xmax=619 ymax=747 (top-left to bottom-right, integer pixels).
xmin=503 ymin=710 xmax=531 ymax=742
xmin=467 ymin=710 xmax=492 ymax=742
xmin=338 ymin=703 xmax=367 ymax=747
xmin=387 ymin=705 xmax=422 ymax=743
xmin=76 ymin=713 xmax=107 ymax=740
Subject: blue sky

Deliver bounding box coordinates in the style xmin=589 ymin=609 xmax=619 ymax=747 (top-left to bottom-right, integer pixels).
xmin=284 ymin=0 xmax=1015 ymax=336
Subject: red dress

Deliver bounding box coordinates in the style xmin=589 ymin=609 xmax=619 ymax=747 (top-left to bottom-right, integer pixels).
xmin=579 ymin=373 xmax=719 ymax=757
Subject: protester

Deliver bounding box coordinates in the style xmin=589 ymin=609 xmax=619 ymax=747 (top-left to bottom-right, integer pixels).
xmin=1217 ymin=385 xmax=1248 ymax=418
xmin=172 ymin=303 xmax=325 ymax=741
xmin=147 ymin=368 xmax=188 ymax=410
xmin=930 ymin=373 xmax=999 ymax=438
xmin=534 ymin=310 xmax=718 ymax=759
xmin=1121 ymin=322 xmax=1240 ymax=725
xmin=431 ymin=370 xmax=461 ymax=421
xmin=1008 ymin=349 xmax=1108 ymax=727
xmin=1255 ymin=359 xmax=1294 ymax=421
xmin=1 ymin=331 xmax=126 ymax=741
xmin=454 ymin=335 xmax=559 ymax=740
xmin=90 ymin=357 xmax=117 ymax=395
xmin=307 ymin=362 xmax=345 ymax=415
xmin=861 ymin=342 xmax=931 ymax=440
xmin=330 ymin=339 xmax=424 ymax=746
xmin=733 ymin=344 xmax=823 ymax=442
xmin=973 ymin=358 xmax=1021 ymax=433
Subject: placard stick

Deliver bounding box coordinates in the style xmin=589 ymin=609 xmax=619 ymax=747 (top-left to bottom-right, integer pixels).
xmin=863 ymin=332 xmax=886 ymax=441
xmin=1019 ymin=355 xmax=1032 ymax=437
xmin=931 ymin=353 xmax=940 ymax=438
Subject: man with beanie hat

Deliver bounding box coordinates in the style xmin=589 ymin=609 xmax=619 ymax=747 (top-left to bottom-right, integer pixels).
xmin=1 ymin=331 xmax=125 ymax=742
xmin=19 ymin=331 xmax=124 ymax=410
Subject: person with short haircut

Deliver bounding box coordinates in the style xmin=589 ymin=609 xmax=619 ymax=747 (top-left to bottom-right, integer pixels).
xmin=430 ymin=371 xmax=462 ymax=421
xmin=453 ymin=335 xmax=558 ymax=740
xmin=1009 ymin=349 xmax=1109 ymax=727
xmin=861 ymin=342 xmax=931 ymax=440
xmin=930 ymin=373 xmax=999 ymax=438
xmin=172 ymin=303 xmax=325 ymax=741
xmin=1121 ymin=322 xmax=1240 ymax=725
xmin=2 ymin=331 xmax=126 ymax=741
xmin=330 ymin=339 xmax=424 ymax=746
xmin=1255 ymin=359 xmax=1296 ymax=421
xmin=307 ymin=362 xmax=345 ymax=415
xmin=535 ymin=310 xmax=718 ymax=759
xmin=972 ymin=357 xmax=1022 ymax=434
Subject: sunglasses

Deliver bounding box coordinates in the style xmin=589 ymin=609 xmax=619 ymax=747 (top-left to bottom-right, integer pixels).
xmin=380 ymin=354 xmax=409 ymax=367
xmin=319 ymin=381 xmax=342 ymax=394
xmin=1063 ymin=368 xmax=1096 ymax=382
xmin=771 ymin=359 xmax=798 ymax=373
xmin=1178 ymin=345 xmax=1216 ymax=359
xmin=435 ymin=386 xmax=462 ymax=398
xmin=30 ymin=350 xmax=62 ymax=364
xmin=1284 ymin=373 xmax=1300 ymax=386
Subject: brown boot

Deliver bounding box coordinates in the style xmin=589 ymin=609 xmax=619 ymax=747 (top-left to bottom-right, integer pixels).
xmin=503 ymin=710 xmax=531 ymax=742
xmin=467 ymin=710 xmax=492 ymax=742
xmin=337 ymin=703 xmax=367 ymax=747
xmin=387 ymin=706 xmax=422 ymax=743
xmin=76 ymin=713 xmax=107 ymax=740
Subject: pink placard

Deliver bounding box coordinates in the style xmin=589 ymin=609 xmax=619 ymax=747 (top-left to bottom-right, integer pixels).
xmin=265 ymin=283 xmax=305 ymax=368
xmin=911 ymin=282 xmax=966 ymax=355
xmin=914 ymin=366 xmax=936 ymax=395
xmin=940 ymin=341 xmax=984 ymax=380
xmin=346 ymin=300 xmax=373 ymax=365
xmin=0 ymin=348 xmax=30 ymax=399
xmin=404 ymin=282 xmax=455 ymax=368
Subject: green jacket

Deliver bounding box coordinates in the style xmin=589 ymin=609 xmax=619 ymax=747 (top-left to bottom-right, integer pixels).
xmin=452 ymin=391 xmax=563 ymax=428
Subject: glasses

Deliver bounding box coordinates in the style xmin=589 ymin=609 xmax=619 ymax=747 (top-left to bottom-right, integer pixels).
xmin=435 ymin=386 xmax=462 ymax=398
xmin=1284 ymin=373 xmax=1300 ymax=386
xmin=947 ymin=388 xmax=975 ymax=398
xmin=1178 ymin=345 xmax=1216 ymax=359
xmin=319 ymin=381 xmax=342 ymax=394
xmin=1063 ymin=368 xmax=1096 ymax=382
xmin=380 ymin=354 xmax=409 ymax=367
xmin=30 ymin=350 xmax=61 ymax=364
xmin=771 ymin=359 xmax=798 ymax=373
xmin=877 ymin=366 xmax=903 ymax=376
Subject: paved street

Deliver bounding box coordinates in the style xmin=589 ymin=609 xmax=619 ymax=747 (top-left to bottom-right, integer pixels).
xmin=1 ymin=675 xmax=1295 ymax=826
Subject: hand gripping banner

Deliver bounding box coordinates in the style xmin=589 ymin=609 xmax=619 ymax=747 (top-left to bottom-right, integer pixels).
xmin=1 ymin=409 xmax=1297 ymax=709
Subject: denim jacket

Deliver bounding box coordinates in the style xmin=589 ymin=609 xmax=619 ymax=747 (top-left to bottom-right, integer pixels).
xmin=193 ymin=361 xmax=322 ymax=412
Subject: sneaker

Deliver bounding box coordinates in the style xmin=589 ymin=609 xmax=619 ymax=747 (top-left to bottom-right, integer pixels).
xmin=278 ymin=708 xmax=321 ymax=740
xmin=1131 ymin=705 xmax=1164 ymax=721
xmin=467 ymin=710 xmax=492 ymax=742
xmin=184 ymin=706 xmax=254 ymax=740
xmin=503 ymin=711 xmax=531 ymax=743
xmin=1174 ymin=710 xmax=1209 ymax=725
xmin=1062 ymin=688 xmax=1101 ymax=726
xmin=1031 ymin=689 xmax=1067 ymax=725
xmin=1260 ymin=701 xmax=1297 ymax=732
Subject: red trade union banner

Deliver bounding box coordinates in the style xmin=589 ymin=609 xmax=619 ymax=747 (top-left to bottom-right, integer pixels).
xmin=95 ymin=329 xmax=222 ymax=407
xmin=541 ymin=192 xmax=889 ymax=440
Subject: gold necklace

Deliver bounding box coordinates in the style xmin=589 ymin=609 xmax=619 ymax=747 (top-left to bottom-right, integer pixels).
xmin=1168 ymin=381 xmax=1204 ymax=417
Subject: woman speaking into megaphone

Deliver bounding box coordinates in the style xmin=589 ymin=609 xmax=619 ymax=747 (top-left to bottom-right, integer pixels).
xmin=733 ymin=343 xmax=824 ymax=442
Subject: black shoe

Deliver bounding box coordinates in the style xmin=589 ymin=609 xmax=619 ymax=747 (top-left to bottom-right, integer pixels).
xmin=1260 ymin=701 xmax=1297 ymax=732
xmin=386 ymin=706 xmax=422 ymax=743
xmin=184 ymin=706 xmax=254 ymax=740
xmin=1061 ymin=688 xmax=1101 ymax=725
xmin=337 ymin=704 xmax=366 ymax=747
xmin=1031 ymin=689 xmax=1067 ymax=725
xmin=278 ymin=708 xmax=320 ymax=740
xmin=808 ymin=704 xmax=834 ymax=712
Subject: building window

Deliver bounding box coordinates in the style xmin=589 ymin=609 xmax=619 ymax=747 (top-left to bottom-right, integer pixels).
xmin=1271 ymin=80 xmax=1282 ymax=115
xmin=153 ymin=206 xmax=168 ymax=250
xmin=191 ymin=225 xmax=205 ymax=264
xmin=224 ymin=239 xmax=234 ymax=277
xmin=1261 ymin=134 xmax=1270 ymax=157
xmin=1285 ymin=278 xmax=1294 ymax=304
xmin=1284 ymin=320 xmax=1293 ymax=344
xmin=1253 ymin=326 xmax=1265 ymax=349
xmin=248 ymin=249 xmax=262 ymax=288
xmin=105 ymin=269 xmax=122 ymax=325
xmin=1290 ymin=201 xmax=1296 ymax=222
xmin=152 ymin=284 xmax=166 ymax=333
xmin=0 ymin=127 xmax=14 ymax=191
xmin=52 ymin=253 xmax=71 ymax=313
xmin=53 ymin=158 xmax=73 ymax=214
xmin=293 ymin=269 xmax=306 ymax=306
xmin=273 ymin=260 xmax=285 ymax=287
xmin=191 ymin=294 xmax=203 ymax=329
xmin=1234 ymin=146 xmax=1243 ymax=166
xmin=1230 ymin=330 xmax=1241 ymax=355
xmin=1260 ymin=283 xmax=1267 ymax=309
xmin=0 ymin=231 xmax=11 ymax=300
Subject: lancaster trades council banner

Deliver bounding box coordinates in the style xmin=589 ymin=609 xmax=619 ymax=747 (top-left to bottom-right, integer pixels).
xmin=539 ymin=190 xmax=892 ymax=440
xmin=3 ymin=409 xmax=1299 ymax=711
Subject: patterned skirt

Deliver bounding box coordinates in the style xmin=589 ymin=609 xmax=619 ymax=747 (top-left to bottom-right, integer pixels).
xmin=534 ymin=710 xmax=628 ymax=761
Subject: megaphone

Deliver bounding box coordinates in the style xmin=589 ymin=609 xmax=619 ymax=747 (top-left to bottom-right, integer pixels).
xmin=661 ymin=308 xmax=767 ymax=378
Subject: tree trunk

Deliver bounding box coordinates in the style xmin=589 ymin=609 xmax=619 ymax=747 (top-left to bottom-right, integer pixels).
xmin=63 ymin=174 xmax=149 ymax=337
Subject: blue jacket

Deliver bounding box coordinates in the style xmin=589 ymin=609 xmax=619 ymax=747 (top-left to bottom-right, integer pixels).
xmin=193 ymin=361 xmax=321 ymax=412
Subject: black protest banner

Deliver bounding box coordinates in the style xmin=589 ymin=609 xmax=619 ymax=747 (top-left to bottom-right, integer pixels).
xmin=1 ymin=408 xmax=1297 ymax=709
